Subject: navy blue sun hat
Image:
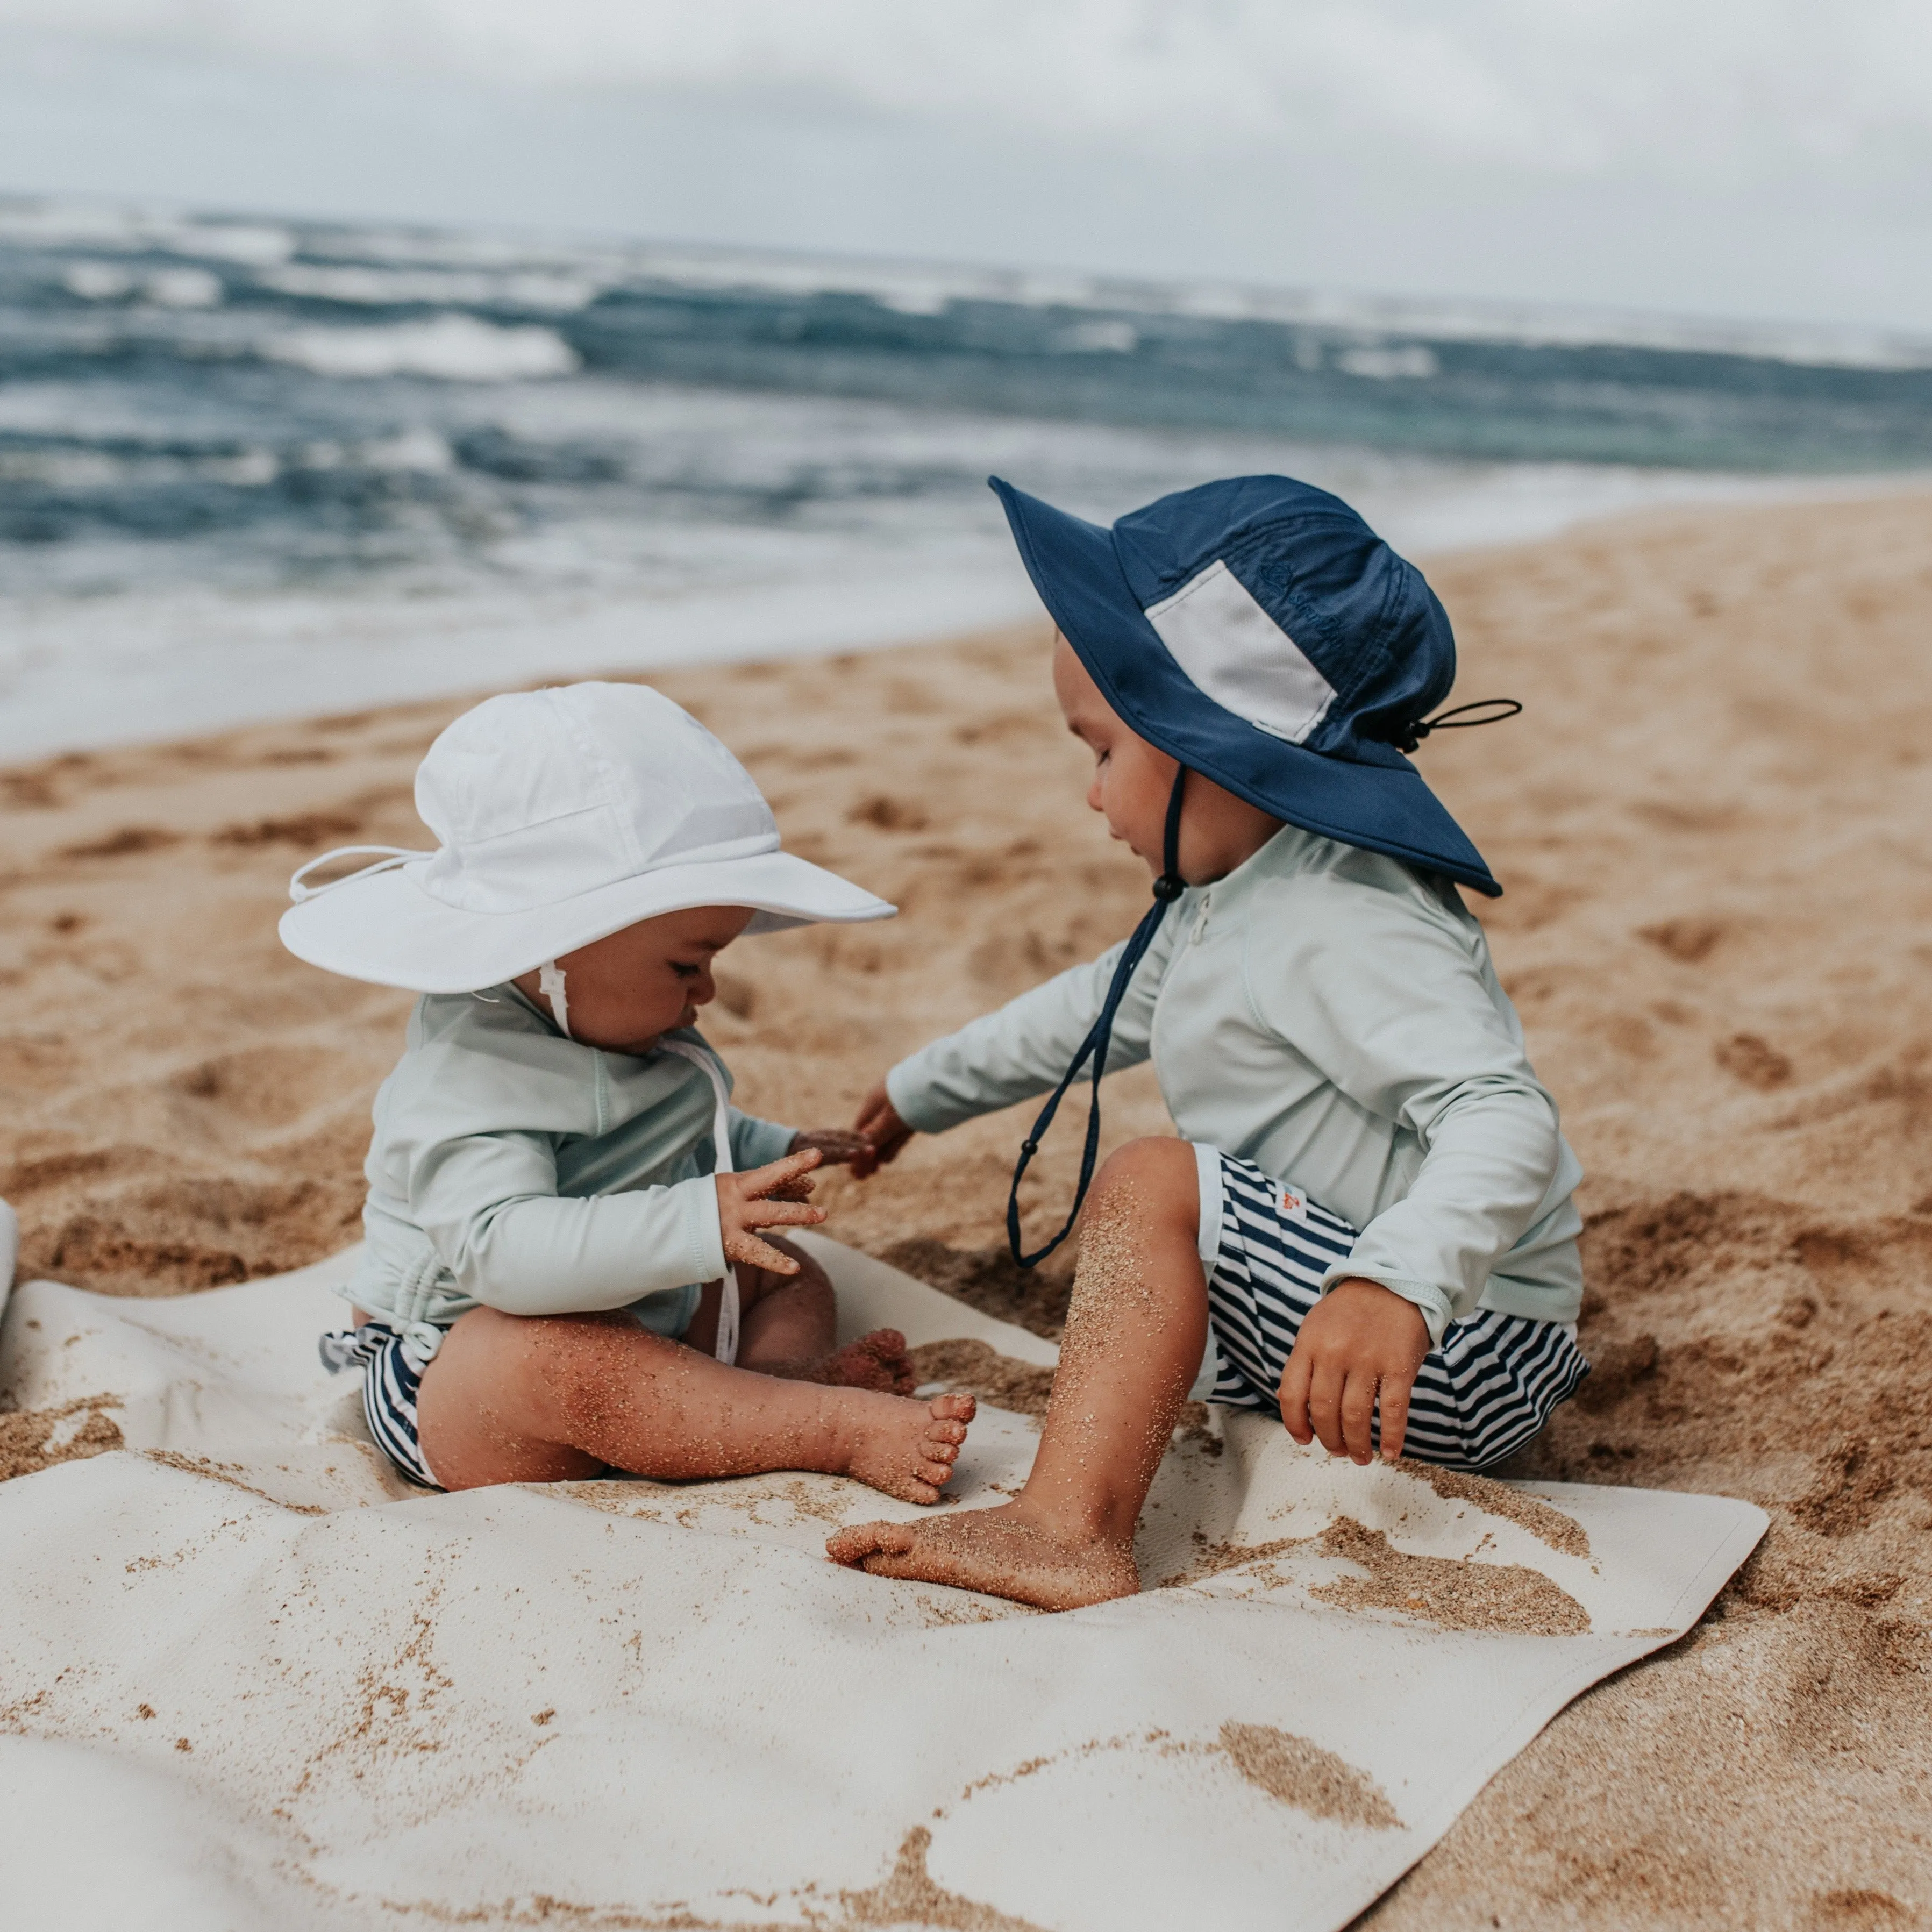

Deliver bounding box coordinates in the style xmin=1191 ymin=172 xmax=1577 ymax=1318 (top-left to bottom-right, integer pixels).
xmin=996 ymin=473 xmax=1522 ymax=1270
xmin=991 ymin=473 xmax=1502 ymax=898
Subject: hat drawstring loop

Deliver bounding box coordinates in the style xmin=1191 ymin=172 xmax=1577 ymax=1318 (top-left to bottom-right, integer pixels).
xmin=658 ymin=1039 xmax=743 ymax=1368
xmin=287 ymin=845 xmax=433 ymax=904
xmin=1396 ymin=697 xmax=1523 ymax=755
xmin=536 ymin=961 xmax=572 ymax=1039
xmin=1006 ymin=764 xmax=1188 ymax=1270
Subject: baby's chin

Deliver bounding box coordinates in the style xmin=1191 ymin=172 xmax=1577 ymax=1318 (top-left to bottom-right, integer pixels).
xmin=578 ymin=1008 xmax=695 ymax=1057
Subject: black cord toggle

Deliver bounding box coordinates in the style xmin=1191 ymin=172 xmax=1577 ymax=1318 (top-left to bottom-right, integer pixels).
xmin=1151 ymin=874 xmax=1185 ymax=901
xmin=1395 ymin=697 xmax=1523 ymax=755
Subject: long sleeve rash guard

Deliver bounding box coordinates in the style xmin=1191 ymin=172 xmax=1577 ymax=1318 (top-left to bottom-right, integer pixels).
xmin=350 ymin=986 xmax=795 ymax=1345
xmin=886 ymin=826 xmax=1583 ymax=1345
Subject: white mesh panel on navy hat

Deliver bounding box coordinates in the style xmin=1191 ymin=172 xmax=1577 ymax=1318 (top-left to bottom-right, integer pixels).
xmin=1142 ymin=558 xmax=1338 ymax=746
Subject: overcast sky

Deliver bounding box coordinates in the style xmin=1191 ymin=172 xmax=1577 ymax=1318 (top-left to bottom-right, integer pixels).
xmin=2 ymin=1 xmax=1929 ymax=332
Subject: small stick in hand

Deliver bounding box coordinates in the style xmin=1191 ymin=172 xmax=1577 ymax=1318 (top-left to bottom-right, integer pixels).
xmin=846 ymin=1082 xmax=915 ymax=1180
xmin=789 ymin=1128 xmax=873 ymax=1167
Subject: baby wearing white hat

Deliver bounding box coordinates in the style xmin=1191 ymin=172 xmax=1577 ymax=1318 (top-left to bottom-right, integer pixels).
xmin=281 ymin=681 xmax=974 ymax=1500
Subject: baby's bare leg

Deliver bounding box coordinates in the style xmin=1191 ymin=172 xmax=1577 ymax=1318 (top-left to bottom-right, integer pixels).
xmin=417 ymin=1306 xmax=971 ymax=1499
xmin=686 ymin=1238 xmax=916 ymax=1394
xmin=828 ymin=1137 xmax=1206 ymax=1610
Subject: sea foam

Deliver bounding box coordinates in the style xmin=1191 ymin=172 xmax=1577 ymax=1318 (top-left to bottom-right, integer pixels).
xmin=259 ymin=314 xmax=580 ymax=381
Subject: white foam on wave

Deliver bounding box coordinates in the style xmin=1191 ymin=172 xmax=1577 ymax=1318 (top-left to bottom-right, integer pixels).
xmin=13 ymin=193 xmax=1932 ymax=373
xmin=617 ymin=240 xmax=1932 ymax=373
xmin=259 ymin=314 xmax=580 ymax=381
xmin=0 ymin=197 xmax=293 ymax=266
xmin=259 ymin=263 xmax=598 ymax=313
xmin=60 ymin=261 xmax=223 ymax=308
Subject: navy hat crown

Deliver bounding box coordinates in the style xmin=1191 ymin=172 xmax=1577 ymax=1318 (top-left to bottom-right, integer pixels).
xmin=1108 ymin=475 xmax=1458 ymax=762
xmin=990 ymin=470 xmax=1503 ymax=900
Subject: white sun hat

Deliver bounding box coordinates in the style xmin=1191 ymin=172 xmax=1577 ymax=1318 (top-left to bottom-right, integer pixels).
xmin=278 ymin=681 xmax=893 ymax=994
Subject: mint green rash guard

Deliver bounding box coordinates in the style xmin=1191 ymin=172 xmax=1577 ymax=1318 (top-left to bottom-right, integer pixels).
xmin=348 ymin=986 xmax=797 ymax=1354
xmin=885 ymin=825 xmax=1584 ymax=1346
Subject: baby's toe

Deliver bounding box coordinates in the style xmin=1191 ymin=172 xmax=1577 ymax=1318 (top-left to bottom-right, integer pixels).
xmin=827 ymin=1520 xmax=914 ymax=1565
xmin=931 ymin=1392 xmax=976 ymax=1424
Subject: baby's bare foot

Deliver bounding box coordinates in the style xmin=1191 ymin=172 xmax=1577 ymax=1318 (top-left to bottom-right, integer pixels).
xmin=838 ymin=1389 xmax=975 ymax=1505
xmin=825 ymin=1501 xmax=1140 ymax=1611
xmin=811 ymin=1327 xmax=917 ymax=1395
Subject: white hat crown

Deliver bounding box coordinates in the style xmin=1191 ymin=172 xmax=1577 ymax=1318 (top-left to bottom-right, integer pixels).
xmin=280 ymin=678 xmax=891 ymax=993
xmin=414 ymin=683 xmax=781 ymax=915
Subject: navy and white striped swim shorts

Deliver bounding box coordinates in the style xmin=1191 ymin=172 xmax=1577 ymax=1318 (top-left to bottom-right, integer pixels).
xmin=1196 ymin=1147 xmax=1589 ymax=1471
xmin=319 ymin=1322 xmax=441 ymax=1490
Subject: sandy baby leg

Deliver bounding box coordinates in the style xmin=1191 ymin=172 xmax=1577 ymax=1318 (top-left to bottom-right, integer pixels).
xmin=712 ymin=1237 xmax=917 ymax=1394
xmin=418 ymin=1306 xmax=972 ymax=1501
xmin=827 ymin=1136 xmax=1207 ymax=1610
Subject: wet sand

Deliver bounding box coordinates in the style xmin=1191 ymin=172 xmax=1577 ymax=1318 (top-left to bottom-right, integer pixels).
xmin=2 ymin=489 xmax=1929 ymax=1922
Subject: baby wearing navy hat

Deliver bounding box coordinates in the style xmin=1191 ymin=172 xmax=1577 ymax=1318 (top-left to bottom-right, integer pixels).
xmin=830 ymin=476 xmax=1588 ymax=1612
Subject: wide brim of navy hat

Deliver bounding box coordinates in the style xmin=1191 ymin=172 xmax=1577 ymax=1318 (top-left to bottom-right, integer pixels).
xmin=991 ymin=477 xmax=1501 ymax=897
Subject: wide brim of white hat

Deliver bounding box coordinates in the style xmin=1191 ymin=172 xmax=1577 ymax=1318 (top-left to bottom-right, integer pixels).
xmin=279 ymin=849 xmax=894 ymax=994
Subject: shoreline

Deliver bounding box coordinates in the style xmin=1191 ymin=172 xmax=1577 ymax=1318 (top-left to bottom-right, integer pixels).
xmin=5 ymin=464 xmax=1923 ymax=766
xmin=1 ymin=488 xmax=1929 ymax=1923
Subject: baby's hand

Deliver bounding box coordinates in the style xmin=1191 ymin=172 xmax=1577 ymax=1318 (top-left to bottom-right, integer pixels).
xmin=1277 ymin=1277 xmax=1431 ymax=1465
xmin=789 ymin=1128 xmax=872 ymax=1167
xmin=716 ymin=1149 xmax=828 ymax=1274
xmin=846 ymin=1082 xmax=914 ymax=1180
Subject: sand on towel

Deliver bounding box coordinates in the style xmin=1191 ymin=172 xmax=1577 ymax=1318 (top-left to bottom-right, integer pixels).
xmin=0 ymin=490 xmax=1929 ymax=1923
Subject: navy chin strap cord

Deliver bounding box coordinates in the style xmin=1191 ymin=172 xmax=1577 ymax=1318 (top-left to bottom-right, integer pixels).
xmin=1007 ymin=765 xmax=1188 ymax=1269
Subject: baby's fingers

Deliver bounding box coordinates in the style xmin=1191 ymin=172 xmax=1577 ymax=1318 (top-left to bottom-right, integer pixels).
xmin=723 ymin=1227 xmax=808 ymax=1273
xmin=1340 ymin=1367 xmax=1379 ymax=1466
xmin=738 ymin=1147 xmax=823 ymax=1200
xmin=737 ymin=1197 xmax=826 ymax=1233
xmin=1377 ymin=1365 xmax=1417 ymax=1464
xmin=1277 ymin=1344 xmax=1316 ymax=1446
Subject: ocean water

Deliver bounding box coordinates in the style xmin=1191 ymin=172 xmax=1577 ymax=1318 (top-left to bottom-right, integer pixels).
xmin=3 ymin=197 xmax=1927 ymax=759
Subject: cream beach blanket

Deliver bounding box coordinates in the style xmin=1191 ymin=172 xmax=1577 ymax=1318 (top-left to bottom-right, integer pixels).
xmin=0 ymin=1234 xmax=1764 ymax=1932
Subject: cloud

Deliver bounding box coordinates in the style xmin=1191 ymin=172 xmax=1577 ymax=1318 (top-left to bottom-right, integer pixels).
xmin=3 ymin=0 xmax=1927 ymax=183
xmin=1 ymin=2 xmax=1928 ymax=328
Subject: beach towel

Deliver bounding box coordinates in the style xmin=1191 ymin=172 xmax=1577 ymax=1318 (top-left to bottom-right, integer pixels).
xmin=0 ymin=1233 xmax=1765 ymax=1932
